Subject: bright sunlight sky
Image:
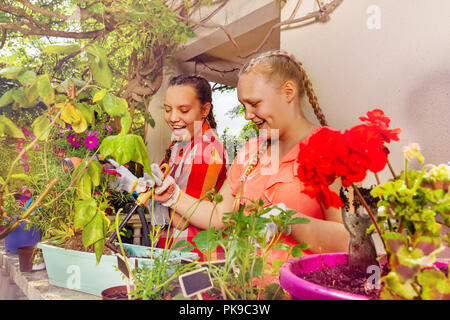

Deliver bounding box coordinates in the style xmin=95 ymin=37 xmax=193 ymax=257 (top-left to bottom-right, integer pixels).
xmin=211 ymin=86 xmax=248 ymax=137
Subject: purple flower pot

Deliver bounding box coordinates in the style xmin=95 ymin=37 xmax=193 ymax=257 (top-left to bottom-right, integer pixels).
xmin=279 ymin=253 xmax=369 ymax=300
xmin=279 ymin=253 xmax=449 ymax=300
xmin=4 ymin=195 xmax=41 ymax=253
xmin=4 ymin=223 xmax=41 ymax=254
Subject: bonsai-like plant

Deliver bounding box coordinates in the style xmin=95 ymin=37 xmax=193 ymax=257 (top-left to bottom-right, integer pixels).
xmin=296 ymin=108 xmax=449 ymax=300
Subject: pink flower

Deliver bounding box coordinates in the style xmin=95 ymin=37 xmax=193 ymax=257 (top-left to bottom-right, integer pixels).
xmin=84 ymin=135 xmax=99 ymax=150
xmin=67 ymin=134 xmax=81 ymax=148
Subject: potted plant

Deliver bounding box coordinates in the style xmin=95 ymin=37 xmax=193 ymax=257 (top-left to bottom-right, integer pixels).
xmin=279 ymin=109 xmax=449 ymax=300
xmin=0 ymin=61 xmax=189 ymax=296
xmin=173 ymin=192 xmax=311 ymax=300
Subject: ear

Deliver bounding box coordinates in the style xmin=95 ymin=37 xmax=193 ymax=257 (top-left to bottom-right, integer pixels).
xmin=201 ymin=102 xmax=212 ymax=120
xmin=282 ymin=80 xmax=297 ymax=104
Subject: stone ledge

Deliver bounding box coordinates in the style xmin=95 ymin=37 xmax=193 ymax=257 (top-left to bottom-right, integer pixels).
xmin=0 ymin=241 xmax=100 ymax=300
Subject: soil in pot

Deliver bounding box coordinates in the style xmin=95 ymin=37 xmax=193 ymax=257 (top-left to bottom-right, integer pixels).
xmin=56 ymin=232 xmax=115 ymax=255
xmin=17 ymin=245 xmax=36 ymax=272
xmin=296 ymin=261 xmax=387 ymax=300
xmin=101 ymin=285 xmax=130 ymax=300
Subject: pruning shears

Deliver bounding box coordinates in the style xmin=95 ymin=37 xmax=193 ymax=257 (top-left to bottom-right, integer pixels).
xmin=106 ymin=163 xmax=171 ymax=250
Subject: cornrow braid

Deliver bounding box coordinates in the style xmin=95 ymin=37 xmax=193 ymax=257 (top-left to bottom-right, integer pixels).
xmin=240 ymin=50 xmax=328 ymax=127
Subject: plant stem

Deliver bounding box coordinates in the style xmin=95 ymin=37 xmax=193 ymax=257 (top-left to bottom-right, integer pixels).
xmin=374 ymin=172 xmax=381 ymax=185
xmin=351 ymin=182 xmax=387 ymax=252
xmin=43 ymin=146 xmax=100 ymax=207
xmin=404 ymin=158 xmax=409 ymax=188
xmin=1 ymin=107 xmax=64 ymax=194
xmin=0 ymin=177 xmax=59 ymax=239
xmin=387 ymin=158 xmax=396 ymax=179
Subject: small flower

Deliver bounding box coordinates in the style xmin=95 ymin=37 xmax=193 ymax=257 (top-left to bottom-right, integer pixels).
xmin=102 ymin=166 xmax=121 ymax=177
xmin=21 ymin=126 xmax=31 ymax=138
xmin=84 ymin=135 xmax=99 ymax=150
xmin=67 ymin=134 xmax=81 ymax=148
xmin=16 ymin=140 xmax=26 ymax=152
xmin=103 ymin=125 xmax=112 ymax=134
xmin=403 ymin=143 xmax=424 ymax=163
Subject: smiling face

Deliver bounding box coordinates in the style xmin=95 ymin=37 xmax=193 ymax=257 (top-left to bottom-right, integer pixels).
xmin=164 ymin=84 xmax=210 ymax=141
xmin=237 ymin=71 xmax=289 ymax=140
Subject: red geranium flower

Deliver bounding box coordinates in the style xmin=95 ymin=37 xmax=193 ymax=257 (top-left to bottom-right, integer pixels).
xmin=359 ymin=108 xmax=401 ymax=143
xmin=296 ymin=110 xmax=397 ymax=209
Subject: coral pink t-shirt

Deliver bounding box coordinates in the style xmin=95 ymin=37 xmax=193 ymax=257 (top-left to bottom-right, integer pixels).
xmin=228 ymin=128 xmax=326 ymax=263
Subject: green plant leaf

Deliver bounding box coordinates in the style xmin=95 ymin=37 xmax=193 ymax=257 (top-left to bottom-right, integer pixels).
xmin=75 ymin=102 xmax=94 ymax=125
xmin=31 ymin=114 xmax=51 ymax=141
xmin=291 ymin=243 xmax=309 ymax=258
xmin=0 ymin=89 xmax=14 ymax=108
xmin=120 ymin=111 xmax=132 ymax=134
xmin=171 ymin=240 xmax=194 ymax=252
xmin=92 ymin=88 xmax=107 ymax=102
xmin=60 ymin=102 xmax=87 ymax=133
xmin=74 ymin=198 xmax=97 ymax=230
xmin=77 ymin=171 xmax=92 ymax=199
xmin=82 ymin=211 xmax=105 ymax=247
xmin=87 ymin=160 xmax=102 ymax=187
xmin=17 ymin=70 xmax=36 ymax=86
xmin=99 ymin=134 xmax=150 ymax=173
xmin=263 ymin=283 xmax=285 ymax=300
xmin=94 ymin=238 xmax=105 ymax=265
xmin=43 ymin=44 xmax=81 ymax=55
xmin=0 ymin=66 xmax=26 ymax=79
xmin=417 ymin=269 xmax=450 ymax=300
xmin=85 ymin=44 xmax=112 ymax=88
xmin=0 ymin=115 xmax=25 ymax=138
xmin=37 ymin=75 xmax=55 ymax=106
xmin=103 ymin=93 xmax=128 ymax=117
xmin=11 ymin=87 xmax=33 ymax=107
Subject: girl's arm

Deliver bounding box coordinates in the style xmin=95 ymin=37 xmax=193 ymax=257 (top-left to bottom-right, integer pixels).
xmin=290 ymin=178 xmax=349 ymax=253
xmin=154 ymin=179 xmax=236 ymax=231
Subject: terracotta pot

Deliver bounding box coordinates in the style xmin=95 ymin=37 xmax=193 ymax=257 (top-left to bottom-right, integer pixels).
xmin=17 ymin=245 xmax=36 ymax=272
xmin=101 ymin=285 xmax=130 ymax=300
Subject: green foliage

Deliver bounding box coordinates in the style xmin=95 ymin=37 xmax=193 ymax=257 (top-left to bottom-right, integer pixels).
xmin=372 ymin=157 xmax=450 ymax=300
xmin=192 ymin=197 xmax=309 ymax=300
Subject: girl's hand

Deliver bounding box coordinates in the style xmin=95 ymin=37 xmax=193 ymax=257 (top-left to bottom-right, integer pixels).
xmin=153 ymin=175 xmax=181 ymax=208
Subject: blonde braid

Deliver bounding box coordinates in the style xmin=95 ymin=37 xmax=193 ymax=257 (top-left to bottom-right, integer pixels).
xmin=240 ymin=50 xmax=328 ymax=127
xmin=232 ymin=139 xmax=269 ymax=212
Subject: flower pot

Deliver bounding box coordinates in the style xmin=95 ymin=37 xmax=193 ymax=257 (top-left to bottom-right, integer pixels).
xmin=17 ymin=245 xmax=36 ymax=272
xmin=280 ymin=253 xmax=370 ymax=300
xmin=4 ymin=195 xmax=41 ymax=253
xmin=279 ymin=253 xmax=449 ymax=300
xmin=5 ymin=223 xmax=41 ymax=253
xmin=37 ymin=242 xmax=198 ymax=296
xmin=101 ymin=285 xmax=130 ymax=300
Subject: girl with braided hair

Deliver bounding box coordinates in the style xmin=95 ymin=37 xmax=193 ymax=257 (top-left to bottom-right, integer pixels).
xmin=151 ymin=51 xmax=349 ymax=262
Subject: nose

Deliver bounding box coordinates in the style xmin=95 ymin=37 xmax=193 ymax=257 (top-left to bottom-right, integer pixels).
xmin=244 ymin=106 xmax=255 ymax=121
xmin=168 ymin=109 xmax=180 ymax=123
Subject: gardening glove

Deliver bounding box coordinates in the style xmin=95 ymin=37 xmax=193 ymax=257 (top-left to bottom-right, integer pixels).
xmin=134 ymin=162 xmax=165 ymax=194
xmin=153 ymin=172 xmax=181 ymax=208
xmin=261 ymin=203 xmax=292 ymax=239
xmin=107 ymin=159 xmax=139 ymax=194
xmin=147 ymin=203 xmax=171 ymax=227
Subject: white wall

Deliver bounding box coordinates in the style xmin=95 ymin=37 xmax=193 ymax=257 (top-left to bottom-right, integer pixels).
xmin=281 ymin=0 xmax=450 ymax=184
